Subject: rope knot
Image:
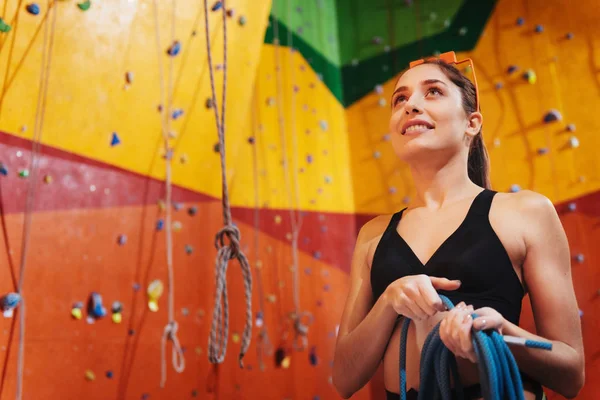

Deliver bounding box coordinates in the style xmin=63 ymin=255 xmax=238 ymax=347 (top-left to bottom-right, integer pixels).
xmin=164 ymin=320 xmax=179 ymax=339
xmin=215 ymin=224 xmax=241 ymax=258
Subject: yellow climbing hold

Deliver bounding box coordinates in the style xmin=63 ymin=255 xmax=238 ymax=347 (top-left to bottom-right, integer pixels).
xmin=112 ymin=312 xmax=122 ymax=324
xmin=147 ymin=279 xmax=163 ymax=312
xmin=281 ymin=356 xmax=291 ymax=369
xmin=43 ymin=175 xmax=53 ymax=184
xmin=255 ymin=260 xmax=262 ymax=269
xmin=157 ymin=199 xmax=166 ymax=211
xmin=266 ymin=294 xmax=276 ymax=303
xmin=71 ymin=307 xmax=83 ymax=320
xmin=195 ymin=346 xmax=203 ymax=355
xmin=274 ymin=215 xmax=282 ymax=224
xmin=148 ymin=300 xmax=159 ymax=312
xmin=232 ymin=332 xmax=240 ymax=343
xmin=85 ymin=369 xmax=96 ymax=381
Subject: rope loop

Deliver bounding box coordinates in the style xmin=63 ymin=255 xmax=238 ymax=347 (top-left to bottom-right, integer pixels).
xmin=214 ymin=224 xmax=241 ymax=258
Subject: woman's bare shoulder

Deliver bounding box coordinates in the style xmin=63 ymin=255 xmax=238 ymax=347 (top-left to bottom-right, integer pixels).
xmin=357 ymin=214 xmax=395 ymax=268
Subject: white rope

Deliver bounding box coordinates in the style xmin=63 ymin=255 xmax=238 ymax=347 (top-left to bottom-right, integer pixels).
xmin=151 ymin=0 xmax=185 ymax=388
xmin=14 ymin=2 xmax=58 ymax=399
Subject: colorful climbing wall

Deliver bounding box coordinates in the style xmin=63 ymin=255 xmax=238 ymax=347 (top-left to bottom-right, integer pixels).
xmin=0 ymin=0 xmax=598 ymax=400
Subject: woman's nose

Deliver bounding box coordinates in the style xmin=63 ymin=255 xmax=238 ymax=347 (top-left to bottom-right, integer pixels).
xmin=404 ymin=97 xmax=423 ymax=115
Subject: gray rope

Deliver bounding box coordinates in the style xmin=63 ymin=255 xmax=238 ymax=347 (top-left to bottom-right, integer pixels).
xmin=204 ymin=0 xmax=252 ymax=368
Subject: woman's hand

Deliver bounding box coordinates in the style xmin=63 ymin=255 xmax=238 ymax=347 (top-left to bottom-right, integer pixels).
xmin=383 ymin=275 xmax=461 ymax=321
xmin=439 ymin=304 xmax=507 ymax=363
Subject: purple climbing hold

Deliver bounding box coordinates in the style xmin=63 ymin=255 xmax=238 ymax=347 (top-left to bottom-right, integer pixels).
xmin=141 ymin=394 xmax=150 ymax=400
xmin=566 ymin=32 xmax=574 ymax=40
xmin=248 ymin=136 xmax=255 ymax=144
xmin=507 ymin=65 xmax=519 ymax=74
xmin=543 ymin=109 xmax=562 ymax=123
xmin=566 ymin=123 xmax=576 ymax=132
xmin=574 ymin=253 xmax=584 ymax=263
xmin=133 ymin=283 xmax=141 ymax=292
xmin=516 ymin=17 xmax=524 ymax=26
xmin=313 ymin=251 xmax=321 ymax=260
xmin=111 ymin=132 xmax=121 ymax=146
xmin=495 ymin=82 xmax=504 ymax=90
xmin=211 ymin=1 xmax=223 ymax=11
xmin=26 ymin=3 xmax=40 ymax=15
xmin=567 ymin=202 xmax=577 ymax=212
xmin=306 ymin=154 xmax=313 ymax=164
xmin=117 ymin=234 xmax=127 ymax=246
xmin=167 ymin=41 xmax=181 ymax=56
xmin=537 ymin=147 xmax=549 ymax=155
xmin=172 ymin=202 xmax=183 ymax=211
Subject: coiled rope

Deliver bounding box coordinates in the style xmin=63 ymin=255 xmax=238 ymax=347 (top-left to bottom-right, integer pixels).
xmin=399 ymin=295 xmax=552 ymax=400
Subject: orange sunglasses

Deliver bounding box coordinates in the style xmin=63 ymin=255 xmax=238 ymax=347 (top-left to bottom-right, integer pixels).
xmin=409 ymin=51 xmax=480 ymax=112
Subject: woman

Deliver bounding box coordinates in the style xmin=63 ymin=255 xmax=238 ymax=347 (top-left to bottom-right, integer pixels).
xmin=332 ymin=53 xmax=585 ymax=400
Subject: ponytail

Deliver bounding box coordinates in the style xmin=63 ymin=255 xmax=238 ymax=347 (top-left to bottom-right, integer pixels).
xmin=467 ymin=129 xmax=491 ymax=189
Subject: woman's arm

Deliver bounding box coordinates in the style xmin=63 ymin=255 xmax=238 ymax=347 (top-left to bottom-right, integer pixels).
xmin=503 ymin=191 xmax=584 ymax=398
xmin=332 ymin=217 xmax=399 ymax=399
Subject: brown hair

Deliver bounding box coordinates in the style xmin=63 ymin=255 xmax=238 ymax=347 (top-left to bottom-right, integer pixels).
xmin=401 ymin=59 xmax=491 ymax=189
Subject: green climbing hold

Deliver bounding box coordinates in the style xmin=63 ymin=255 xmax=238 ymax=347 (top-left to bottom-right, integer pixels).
xmin=77 ymin=0 xmax=91 ymax=11
xmin=238 ymin=15 xmax=247 ymax=26
xmin=0 ymin=18 xmax=11 ymax=33
xmin=19 ymin=169 xmax=29 ymax=178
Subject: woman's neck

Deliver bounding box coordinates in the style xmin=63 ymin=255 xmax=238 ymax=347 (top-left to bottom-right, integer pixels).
xmin=408 ymin=155 xmax=481 ymax=210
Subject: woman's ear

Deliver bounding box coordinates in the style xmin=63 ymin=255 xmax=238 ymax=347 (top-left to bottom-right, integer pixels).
xmin=465 ymin=112 xmax=483 ymax=138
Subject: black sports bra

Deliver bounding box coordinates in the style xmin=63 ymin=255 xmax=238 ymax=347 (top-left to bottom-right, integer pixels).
xmin=370 ymin=189 xmax=524 ymax=325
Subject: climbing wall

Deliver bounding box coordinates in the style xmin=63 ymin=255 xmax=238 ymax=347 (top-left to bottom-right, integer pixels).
xmin=0 ymin=0 xmax=598 ymax=399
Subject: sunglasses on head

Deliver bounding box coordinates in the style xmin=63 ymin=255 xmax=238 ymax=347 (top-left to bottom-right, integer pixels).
xmin=408 ymin=51 xmax=480 ymax=112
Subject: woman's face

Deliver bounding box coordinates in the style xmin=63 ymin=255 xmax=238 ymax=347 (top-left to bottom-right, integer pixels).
xmin=389 ymin=63 xmax=478 ymax=164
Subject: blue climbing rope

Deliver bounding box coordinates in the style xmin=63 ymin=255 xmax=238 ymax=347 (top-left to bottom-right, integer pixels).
xmin=399 ymin=295 xmax=552 ymax=400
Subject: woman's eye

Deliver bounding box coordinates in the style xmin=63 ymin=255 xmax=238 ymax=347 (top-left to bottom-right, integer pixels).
xmin=393 ymin=95 xmax=406 ymax=105
xmin=427 ymin=87 xmax=443 ymax=96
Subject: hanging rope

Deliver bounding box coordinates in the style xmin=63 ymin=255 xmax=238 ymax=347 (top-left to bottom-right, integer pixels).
xmin=13 ymin=2 xmax=58 ymax=399
xmin=204 ymin=0 xmax=253 ymax=367
xmin=151 ymin=0 xmax=185 ymax=387
xmin=272 ymin=0 xmax=311 ymax=352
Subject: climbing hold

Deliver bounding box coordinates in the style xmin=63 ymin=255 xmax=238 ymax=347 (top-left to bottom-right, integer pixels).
xmin=274 ymin=215 xmax=282 ymax=224
xmin=71 ymin=306 xmax=83 ymax=320
xmin=0 ymin=18 xmax=11 ymax=33
xmin=172 ymin=108 xmax=184 ymax=120
xmin=324 ymin=175 xmax=332 ymax=184
xmin=382 ymin=134 xmax=390 ymax=141
xmin=306 ymin=154 xmax=313 ymax=164
xmin=85 ymin=370 xmax=96 ymax=381
xmin=516 ymin=17 xmax=525 ymax=26
xmin=567 ymin=202 xmax=576 ymax=212
xmin=125 ymin=71 xmax=134 ymax=84
xmin=226 ymin=8 xmax=235 ymax=17
xmin=188 ymin=206 xmax=197 ymax=216
xmin=172 ymin=221 xmax=182 ymax=232
xmin=106 ymin=371 xmax=114 ymax=379
xmin=77 ymin=1 xmax=91 ymax=11
xmin=195 ymin=346 xmax=203 ymax=355
xmin=403 ymin=196 xmax=410 ymax=204
xmin=371 ymin=36 xmax=383 ymax=45
xmin=543 ymin=109 xmax=562 ymax=123
xmin=574 ymin=253 xmax=584 ymax=263
xmin=266 ymin=294 xmax=276 ymax=303
xmin=205 ymin=98 xmax=214 ymax=109
xmin=26 ymin=3 xmax=40 ymax=15
xmin=374 ymin=85 xmax=384 ymax=95
xmin=324 ymin=284 xmax=330 ymax=292
xmin=495 ymin=82 xmax=504 ymax=90
xmin=147 ymin=279 xmax=163 ymax=312
xmin=389 ymin=187 xmax=397 ymax=194
xmin=238 ymin=15 xmax=247 ymax=26
xmin=192 ymin=389 xmax=198 ymax=397
xmin=537 ymin=147 xmax=549 ymax=155
xmin=534 ymin=24 xmax=544 ymax=33
xmin=565 ymin=32 xmax=574 ymax=40
xmin=133 ymin=283 xmax=141 ymax=292
xmin=232 ymin=332 xmax=240 ymax=343
xmin=507 ymin=65 xmax=519 ymax=74
xmin=112 ymin=301 xmax=123 ymax=314
xmin=19 ymin=169 xmax=29 ymax=178
xmin=458 ymin=26 xmax=468 ymax=36
xmin=378 ymin=98 xmax=386 ymax=107
xmin=111 ymin=132 xmax=121 ymax=146
xmin=566 ymin=123 xmax=576 ymax=132
xmin=156 ymin=219 xmax=164 ymax=231
xmin=266 ymin=97 xmax=276 ymax=107
xmin=429 ymin=12 xmax=437 ymax=21
xmin=569 ymin=136 xmax=580 ymax=149
xmin=510 ymin=184 xmax=521 ymax=193
xmin=43 ymin=174 xmax=52 ymax=184
xmin=0 ymin=293 xmax=21 ymax=318
xmin=373 ymin=151 xmax=381 ymax=159
xmin=309 ymin=346 xmax=318 ymax=366
xmin=578 ymin=309 xmax=583 ymax=318
xmin=444 ymin=19 xmax=451 ymax=28
xmin=493 ymin=138 xmax=501 ymax=147
xmin=211 ymin=1 xmax=223 ymax=11
xmin=185 ymin=244 xmax=193 ymax=255
xmin=167 ymin=41 xmax=181 ymax=56
xmin=523 ymin=69 xmax=537 ymax=84
xmin=0 ymin=164 xmax=7 ymax=176
xmin=117 ymin=234 xmax=127 ymax=246
xmin=313 ymin=251 xmax=322 ymax=260
xmin=87 ymin=292 xmax=107 ymax=320
xmin=255 ymin=311 xmax=263 ymax=326
xmin=173 ymin=202 xmax=183 ymax=211
xmin=275 ymin=347 xmax=290 ymax=368
xmin=141 ymin=394 xmax=150 ymax=400
xmin=179 ymin=154 xmax=188 ymax=164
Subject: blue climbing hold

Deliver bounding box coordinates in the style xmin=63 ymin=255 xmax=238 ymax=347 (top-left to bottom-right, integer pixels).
xmin=495 ymin=82 xmax=504 ymax=90
xmin=313 ymin=251 xmax=321 ymax=260
xmin=26 ymin=3 xmax=40 ymax=15
xmin=87 ymin=292 xmax=107 ymax=319
xmin=309 ymin=347 xmax=318 ymax=366
xmin=211 ymin=1 xmax=223 ymax=11
xmin=567 ymin=202 xmax=577 ymax=212
xmin=111 ymin=132 xmax=121 ymax=146
xmin=566 ymin=32 xmax=574 ymax=40
xmin=171 ymin=108 xmax=184 ymax=120
xmin=106 ymin=370 xmax=114 ymax=379
xmin=156 ymin=219 xmax=164 ymax=231
xmin=1 ymin=293 xmax=21 ymax=312
xmin=0 ymin=164 xmax=7 ymax=176
xmin=535 ymin=24 xmax=544 ymax=33
xmin=510 ymin=184 xmax=521 ymax=193
xmin=167 ymin=41 xmax=181 ymax=56
xmin=507 ymin=65 xmax=519 ymax=74
xmin=117 ymin=234 xmax=127 ymax=246
xmin=516 ymin=17 xmax=524 ymax=26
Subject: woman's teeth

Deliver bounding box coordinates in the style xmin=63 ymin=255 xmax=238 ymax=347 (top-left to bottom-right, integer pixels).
xmin=405 ymin=124 xmax=431 ymax=133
